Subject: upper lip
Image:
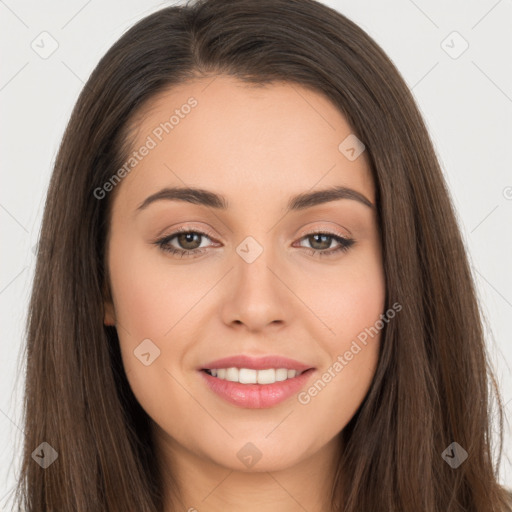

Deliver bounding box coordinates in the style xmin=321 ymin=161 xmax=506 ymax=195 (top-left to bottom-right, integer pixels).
xmin=200 ymin=355 xmax=315 ymax=372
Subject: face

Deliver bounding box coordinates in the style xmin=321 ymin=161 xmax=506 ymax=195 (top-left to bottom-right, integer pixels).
xmin=104 ymin=75 xmax=385 ymax=473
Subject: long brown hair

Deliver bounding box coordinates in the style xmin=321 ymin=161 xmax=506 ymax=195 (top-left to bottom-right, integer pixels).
xmin=11 ymin=0 xmax=511 ymax=510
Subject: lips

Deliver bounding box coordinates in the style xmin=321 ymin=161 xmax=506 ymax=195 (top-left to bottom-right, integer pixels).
xmin=198 ymin=354 xmax=316 ymax=408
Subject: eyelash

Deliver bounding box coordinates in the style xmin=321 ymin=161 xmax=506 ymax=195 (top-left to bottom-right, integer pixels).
xmin=154 ymin=226 xmax=355 ymax=259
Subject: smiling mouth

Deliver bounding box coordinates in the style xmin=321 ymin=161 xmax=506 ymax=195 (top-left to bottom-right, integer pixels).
xmin=202 ymin=367 xmax=313 ymax=385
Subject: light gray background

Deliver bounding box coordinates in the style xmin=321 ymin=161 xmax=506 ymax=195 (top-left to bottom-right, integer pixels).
xmin=1 ymin=0 xmax=511 ymax=507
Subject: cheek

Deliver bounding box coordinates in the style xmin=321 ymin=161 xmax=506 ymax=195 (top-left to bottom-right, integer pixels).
xmin=294 ymin=248 xmax=385 ymax=420
xmin=107 ymin=236 xmax=196 ymax=337
xmin=297 ymin=338 xmax=380 ymax=445
xmin=300 ymin=246 xmax=386 ymax=344
xmin=107 ymin=236 xmax=209 ymax=406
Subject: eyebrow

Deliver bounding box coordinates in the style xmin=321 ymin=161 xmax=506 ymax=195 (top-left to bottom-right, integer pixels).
xmin=136 ymin=185 xmax=374 ymax=213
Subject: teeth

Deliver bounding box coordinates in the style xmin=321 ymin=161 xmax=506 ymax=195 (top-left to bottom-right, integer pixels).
xmin=206 ymin=367 xmax=303 ymax=384
xmin=240 ymin=368 xmax=257 ymax=384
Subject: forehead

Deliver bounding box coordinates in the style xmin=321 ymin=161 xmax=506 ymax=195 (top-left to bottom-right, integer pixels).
xmin=116 ymin=74 xmax=375 ymax=212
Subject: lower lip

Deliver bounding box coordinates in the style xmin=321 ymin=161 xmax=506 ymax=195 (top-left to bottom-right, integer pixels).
xmin=199 ymin=369 xmax=315 ymax=409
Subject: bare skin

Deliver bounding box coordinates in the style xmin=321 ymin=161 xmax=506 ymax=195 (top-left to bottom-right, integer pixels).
xmin=103 ymin=75 xmax=385 ymax=512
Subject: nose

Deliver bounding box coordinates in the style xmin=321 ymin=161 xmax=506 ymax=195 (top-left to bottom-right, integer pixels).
xmin=220 ymin=242 xmax=291 ymax=332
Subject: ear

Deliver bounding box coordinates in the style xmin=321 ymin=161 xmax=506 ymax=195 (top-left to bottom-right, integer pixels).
xmin=102 ymin=280 xmax=116 ymax=326
xmin=103 ymin=300 xmax=116 ymax=326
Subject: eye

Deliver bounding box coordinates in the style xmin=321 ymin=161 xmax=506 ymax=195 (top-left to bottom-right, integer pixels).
xmin=154 ymin=227 xmax=216 ymax=259
xmin=294 ymin=231 xmax=355 ymax=257
xmin=154 ymin=228 xmax=355 ymax=258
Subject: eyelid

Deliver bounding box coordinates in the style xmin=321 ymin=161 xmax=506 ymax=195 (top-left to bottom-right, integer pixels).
xmin=295 ymin=222 xmax=352 ymax=240
xmin=156 ymin=223 xmax=218 ymax=238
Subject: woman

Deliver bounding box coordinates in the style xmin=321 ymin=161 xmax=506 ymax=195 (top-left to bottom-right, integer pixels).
xmin=13 ymin=0 xmax=512 ymax=510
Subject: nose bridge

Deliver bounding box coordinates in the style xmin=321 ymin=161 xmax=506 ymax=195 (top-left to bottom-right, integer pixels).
xmin=222 ymin=231 xmax=288 ymax=330
xmin=234 ymin=232 xmax=280 ymax=292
